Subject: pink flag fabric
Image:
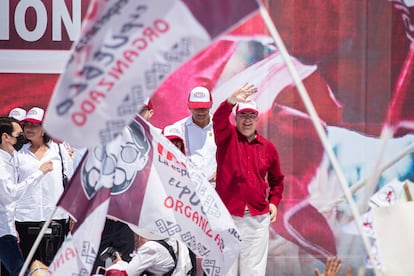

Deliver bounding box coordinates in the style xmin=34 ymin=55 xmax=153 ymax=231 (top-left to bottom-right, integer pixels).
xmin=385 ymin=45 xmax=414 ymax=136
xmin=384 ymin=1 xmax=414 ymax=136
xmin=150 ymin=39 xmax=239 ymax=128
xmin=43 ymin=0 xmax=258 ymax=148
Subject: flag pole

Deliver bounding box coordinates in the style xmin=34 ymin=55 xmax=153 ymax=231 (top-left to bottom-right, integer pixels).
xmin=19 ymin=206 xmax=59 ymax=276
xmin=256 ymin=2 xmax=381 ymax=275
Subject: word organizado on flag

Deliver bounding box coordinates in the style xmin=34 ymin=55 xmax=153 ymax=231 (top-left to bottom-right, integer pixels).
xmin=48 ymin=116 xmax=241 ymax=275
xmin=43 ymin=0 xmax=259 ymax=148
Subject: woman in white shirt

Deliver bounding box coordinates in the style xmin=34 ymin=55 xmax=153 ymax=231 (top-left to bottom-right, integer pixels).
xmin=14 ymin=107 xmax=73 ymax=266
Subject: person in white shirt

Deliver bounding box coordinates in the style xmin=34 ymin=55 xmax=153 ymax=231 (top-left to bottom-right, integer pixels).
xmin=105 ymin=224 xmax=192 ymax=276
xmin=14 ymin=107 xmax=73 ymax=266
xmin=0 ymin=116 xmax=53 ymax=276
xmin=171 ymin=86 xmax=217 ymax=185
xmin=170 ymin=86 xmax=217 ymax=275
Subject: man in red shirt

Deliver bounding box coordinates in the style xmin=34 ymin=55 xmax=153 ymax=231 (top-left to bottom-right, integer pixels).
xmin=212 ymin=83 xmax=284 ymax=275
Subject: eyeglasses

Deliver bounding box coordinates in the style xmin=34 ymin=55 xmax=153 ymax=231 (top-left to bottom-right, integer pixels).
xmin=237 ymin=113 xmax=258 ymax=120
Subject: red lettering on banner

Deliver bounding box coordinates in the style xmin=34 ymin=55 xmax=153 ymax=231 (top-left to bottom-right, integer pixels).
xmin=70 ymin=18 xmax=171 ymax=126
xmin=89 ymin=90 xmax=106 ymax=103
xmin=142 ymin=19 xmax=169 ymax=42
xmin=72 ymin=112 xmax=87 ymax=126
xmin=191 ymin=209 xmax=198 ymax=223
xmin=175 ymin=199 xmax=184 ymax=213
xmin=52 ymin=253 xmax=65 ymax=271
xmin=164 ymin=196 xmax=174 ymax=208
xmin=164 ymin=196 xmax=223 ymax=252
xmin=154 ymin=19 xmax=170 ymax=33
xmin=106 ymin=72 xmax=120 ymax=81
xmin=184 ymin=205 xmax=192 ymax=217
xmin=49 ymin=246 xmax=77 ymax=272
xmin=157 ymin=143 xmax=164 ymax=155
xmin=157 ymin=142 xmax=187 ymax=168
xmin=199 ymin=216 xmax=208 ymax=232
xmin=166 ymin=151 xmax=178 ymax=163
xmin=124 ymin=49 xmax=139 ymax=63
xmin=214 ymin=234 xmax=224 ymax=252
xmin=72 ymin=89 xmax=106 ymax=126
xmin=97 ymin=79 xmax=115 ymax=91
xmin=81 ymin=99 xmax=95 ymax=114
xmin=108 ymin=59 xmax=129 ymax=81
xmin=132 ymin=37 xmax=148 ymax=50
xmin=143 ymin=26 xmax=158 ymax=41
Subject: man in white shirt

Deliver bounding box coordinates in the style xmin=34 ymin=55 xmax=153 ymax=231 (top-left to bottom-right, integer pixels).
xmin=171 ymin=86 xmax=217 ymax=185
xmin=0 ymin=117 xmax=52 ymax=276
xmin=170 ymin=87 xmax=217 ymax=275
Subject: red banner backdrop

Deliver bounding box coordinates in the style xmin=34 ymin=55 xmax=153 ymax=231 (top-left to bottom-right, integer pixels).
xmin=1 ymin=1 xmax=414 ymax=275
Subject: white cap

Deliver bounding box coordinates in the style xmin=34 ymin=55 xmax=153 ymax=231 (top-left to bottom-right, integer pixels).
xmin=236 ymin=100 xmax=258 ymax=114
xmin=8 ymin=107 xmax=26 ymax=122
xmin=187 ymin=86 xmax=212 ymax=109
xmin=127 ymin=223 xmax=165 ymax=240
xmin=23 ymin=107 xmax=45 ymax=124
xmin=162 ymin=124 xmax=184 ymax=141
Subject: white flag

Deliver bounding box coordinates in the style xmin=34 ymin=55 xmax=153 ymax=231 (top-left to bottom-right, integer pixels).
xmin=48 ymin=201 xmax=109 ymax=275
xmin=43 ymin=0 xmax=258 ymax=148
xmin=54 ymin=116 xmax=241 ymax=275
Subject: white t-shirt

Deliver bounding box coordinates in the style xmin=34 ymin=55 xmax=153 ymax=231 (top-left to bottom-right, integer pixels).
xmin=172 ymin=116 xmax=217 ymax=182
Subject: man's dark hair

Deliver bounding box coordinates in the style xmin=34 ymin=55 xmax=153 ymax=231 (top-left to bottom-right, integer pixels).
xmin=0 ymin=116 xmax=20 ymax=143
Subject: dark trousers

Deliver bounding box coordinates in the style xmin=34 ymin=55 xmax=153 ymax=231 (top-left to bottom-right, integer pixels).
xmin=0 ymin=235 xmax=26 ymax=276
xmin=92 ymin=219 xmax=135 ymax=274
xmin=189 ymin=249 xmax=197 ymax=276
xmin=15 ymin=219 xmax=67 ymax=267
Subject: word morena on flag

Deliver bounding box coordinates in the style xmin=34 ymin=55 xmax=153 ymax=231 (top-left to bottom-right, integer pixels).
xmin=43 ymin=0 xmax=259 ymax=148
xmin=47 ymin=116 xmax=241 ymax=276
